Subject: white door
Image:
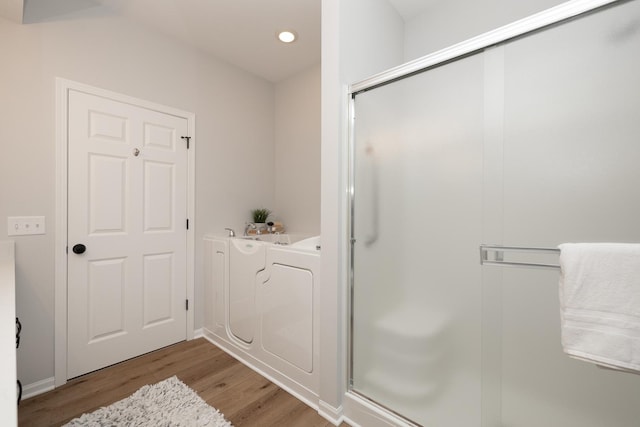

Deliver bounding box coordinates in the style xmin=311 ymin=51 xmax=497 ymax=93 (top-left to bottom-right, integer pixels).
xmin=67 ymin=89 xmax=188 ymax=379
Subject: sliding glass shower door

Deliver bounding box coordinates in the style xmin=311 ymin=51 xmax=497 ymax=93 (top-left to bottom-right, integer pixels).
xmin=350 ymin=52 xmax=487 ymax=426
xmin=349 ymin=1 xmax=640 ymax=426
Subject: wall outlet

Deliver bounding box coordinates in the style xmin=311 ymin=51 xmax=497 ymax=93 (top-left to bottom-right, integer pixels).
xmin=7 ymin=216 xmax=46 ymax=236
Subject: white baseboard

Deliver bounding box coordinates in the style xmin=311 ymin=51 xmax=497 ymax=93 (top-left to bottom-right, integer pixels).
xmin=318 ymin=400 xmax=344 ymax=426
xmin=192 ymin=328 xmax=204 ymax=339
xmin=21 ymin=377 xmax=55 ymax=400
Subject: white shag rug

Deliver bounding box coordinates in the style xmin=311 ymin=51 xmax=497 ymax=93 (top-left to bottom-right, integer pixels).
xmin=64 ymin=376 xmax=233 ymax=426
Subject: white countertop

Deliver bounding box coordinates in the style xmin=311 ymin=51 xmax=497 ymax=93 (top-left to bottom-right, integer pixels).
xmin=0 ymin=241 xmax=16 ymax=426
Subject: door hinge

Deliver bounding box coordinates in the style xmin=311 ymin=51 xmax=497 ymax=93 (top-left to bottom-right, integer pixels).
xmin=181 ymin=136 xmax=191 ymax=149
xmin=186 ymin=299 xmax=189 ymax=311
xmin=186 ymin=219 xmax=189 ymax=230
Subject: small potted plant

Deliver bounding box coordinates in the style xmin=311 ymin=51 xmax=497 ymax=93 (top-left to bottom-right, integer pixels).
xmin=249 ymin=208 xmax=271 ymax=233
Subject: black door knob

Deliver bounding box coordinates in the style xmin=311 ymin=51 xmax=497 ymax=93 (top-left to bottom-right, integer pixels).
xmin=72 ymin=244 xmax=86 ymax=254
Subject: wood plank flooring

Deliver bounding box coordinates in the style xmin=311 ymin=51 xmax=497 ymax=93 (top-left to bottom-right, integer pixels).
xmin=18 ymin=338 xmax=349 ymax=427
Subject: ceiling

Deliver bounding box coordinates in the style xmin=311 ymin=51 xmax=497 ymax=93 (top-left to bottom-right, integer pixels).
xmin=7 ymin=0 xmax=432 ymax=83
xmin=16 ymin=0 xmax=322 ymax=83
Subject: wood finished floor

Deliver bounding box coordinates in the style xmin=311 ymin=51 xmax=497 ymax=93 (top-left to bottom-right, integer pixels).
xmin=18 ymin=338 xmax=349 ymax=427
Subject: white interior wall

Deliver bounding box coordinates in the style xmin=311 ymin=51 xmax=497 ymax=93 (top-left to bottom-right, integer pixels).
xmin=339 ymin=0 xmax=405 ymax=84
xmin=0 ymin=11 xmax=275 ymax=387
xmin=274 ymin=64 xmax=321 ymax=235
xmin=0 ymin=0 xmax=23 ymax=23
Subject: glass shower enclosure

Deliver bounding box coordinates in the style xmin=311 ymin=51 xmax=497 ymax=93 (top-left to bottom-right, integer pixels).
xmin=348 ymin=1 xmax=640 ymax=426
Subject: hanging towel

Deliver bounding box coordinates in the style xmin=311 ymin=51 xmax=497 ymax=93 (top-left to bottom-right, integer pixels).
xmin=558 ymin=243 xmax=640 ymax=373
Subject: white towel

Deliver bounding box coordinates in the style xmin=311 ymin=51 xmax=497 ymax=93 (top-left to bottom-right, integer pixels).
xmin=558 ymin=243 xmax=640 ymax=373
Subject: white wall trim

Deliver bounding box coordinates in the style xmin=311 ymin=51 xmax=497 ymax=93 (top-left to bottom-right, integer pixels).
xmin=54 ymin=78 xmax=196 ymax=387
xmin=318 ymin=400 xmax=344 ymax=426
xmin=22 ymin=377 xmax=55 ymax=400
xmin=54 ymin=79 xmax=69 ymax=388
xmin=349 ymin=0 xmax=620 ymax=94
xmin=186 ymin=98 xmax=196 ymax=342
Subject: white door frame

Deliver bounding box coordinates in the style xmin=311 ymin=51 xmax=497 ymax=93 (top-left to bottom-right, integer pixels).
xmin=54 ymin=78 xmax=196 ymax=387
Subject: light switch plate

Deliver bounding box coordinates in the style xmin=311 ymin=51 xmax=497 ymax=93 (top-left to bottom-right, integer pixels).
xmin=7 ymin=216 xmax=46 ymax=236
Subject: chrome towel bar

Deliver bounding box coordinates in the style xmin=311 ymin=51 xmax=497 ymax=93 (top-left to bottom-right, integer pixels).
xmin=480 ymin=244 xmax=561 ymax=270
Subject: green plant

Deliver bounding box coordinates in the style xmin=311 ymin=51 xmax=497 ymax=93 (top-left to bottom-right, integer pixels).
xmin=251 ymin=208 xmax=271 ymax=223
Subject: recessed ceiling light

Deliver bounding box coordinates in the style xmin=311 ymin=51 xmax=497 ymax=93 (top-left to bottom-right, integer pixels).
xmin=277 ymin=30 xmax=297 ymax=43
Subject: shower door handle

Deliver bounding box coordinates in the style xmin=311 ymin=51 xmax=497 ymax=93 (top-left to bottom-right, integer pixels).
xmin=364 ymin=144 xmax=378 ymax=247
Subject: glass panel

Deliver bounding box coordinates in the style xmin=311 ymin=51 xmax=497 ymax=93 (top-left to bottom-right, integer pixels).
xmin=350 ymin=2 xmax=640 ymax=426
xmin=351 ymin=52 xmax=485 ymax=426
xmin=501 ymin=1 xmax=640 ymax=426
